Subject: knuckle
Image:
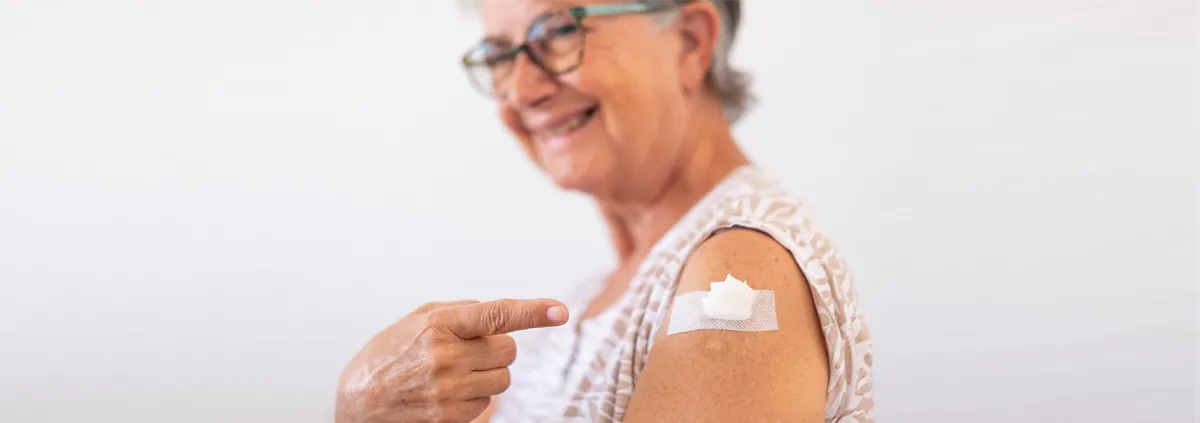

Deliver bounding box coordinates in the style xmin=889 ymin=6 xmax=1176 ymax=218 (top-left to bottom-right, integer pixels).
xmin=414 ymin=312 xmax=437 ymax=332
xmin=482 ymin=303 xmax=509 ymax=334
xmin=494 ymin=335 xmax=518 ymax=365
xmin=429 ymin=378 xmax=452 ymax=401
xmin=496 ymin=367 xmax=512 ymax=389
xmin=435 ymin=411 xmax=464 ymax=423
xmin=420 ymin=310 xmax=455 ymax=339
xmin=438 ymin=398 xmax=489 ymax=423
xmin=427 ymin=346 xmax=459 ymax=371
xmin=415 ymin=323 xmax=443 ymax=347
xmin=413 ymin=302 xmax=439 ymax=314
xmin=423 ymin=308 xmax=449 ymax=326
xmin=467 ymin=397 xmax=493 ymax=419
xmin=430 ymin=402 xmax=455 ymax=423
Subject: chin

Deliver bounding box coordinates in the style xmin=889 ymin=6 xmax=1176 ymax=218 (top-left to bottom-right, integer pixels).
xmin=540 ymin=155 xmax=613 ymax=194
xmin=544 ymin=167 xmax=602 ymax=193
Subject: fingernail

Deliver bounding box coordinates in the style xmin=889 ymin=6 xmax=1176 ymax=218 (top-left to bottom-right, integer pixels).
xmin=546 ymin=306 xmax=567 ymax=324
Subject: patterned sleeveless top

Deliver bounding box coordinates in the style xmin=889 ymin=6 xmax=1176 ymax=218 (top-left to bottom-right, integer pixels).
xmin=491 ymin=166 xmax=874 ymax=423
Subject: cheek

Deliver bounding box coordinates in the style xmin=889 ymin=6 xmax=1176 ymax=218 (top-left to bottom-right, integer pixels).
xmin=555 ymin=70 xmax=608 ymax=104
xmin=498 ymin=104 xmax=526 ymax=139
xmin=568 ymin=44 xmax=677 ymax=113
xmin=498 ymin=104 xmax=542 ymax=163
xmin=560 ymin=65 xmax=648 ymax=129
xmin=559 ymin=41 xmax=637 ymax=102
xmin=568 ymin=66 xmax=670 ymax=133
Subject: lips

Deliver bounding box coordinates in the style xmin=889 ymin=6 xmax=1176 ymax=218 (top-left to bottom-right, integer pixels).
xmin=531 ymin=105 xmax=598 ymax=143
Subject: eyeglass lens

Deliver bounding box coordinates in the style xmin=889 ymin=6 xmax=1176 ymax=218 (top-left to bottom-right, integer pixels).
xmin=466 ymin=10 xmax=584 ymax=96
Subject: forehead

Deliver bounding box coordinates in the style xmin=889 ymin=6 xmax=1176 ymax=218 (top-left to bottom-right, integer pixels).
xmin=476 ymin=0 xmax=618 ymax=42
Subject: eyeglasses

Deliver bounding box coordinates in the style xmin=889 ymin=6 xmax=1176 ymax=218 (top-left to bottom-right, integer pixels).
xmin=460 ymin=2 xmax=681 ymax=98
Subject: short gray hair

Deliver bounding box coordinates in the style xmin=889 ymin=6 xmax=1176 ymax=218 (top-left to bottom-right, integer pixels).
xmin=651 ymin=0 xmax=754 ymax=123
xmin=457 ymin=0 xmax=755 ymax=122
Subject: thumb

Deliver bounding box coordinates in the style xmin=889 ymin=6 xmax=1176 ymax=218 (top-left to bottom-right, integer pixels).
xmin=439 ymin=298 xmax=568 ymax=339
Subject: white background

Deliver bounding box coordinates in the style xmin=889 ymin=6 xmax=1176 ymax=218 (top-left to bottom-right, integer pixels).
xmin=0 ymin=1 xmax=1194 ymax=422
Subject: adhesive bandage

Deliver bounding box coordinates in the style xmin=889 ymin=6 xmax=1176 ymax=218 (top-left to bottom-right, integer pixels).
xmin=666 ymin=274 xmax=779 ymax=335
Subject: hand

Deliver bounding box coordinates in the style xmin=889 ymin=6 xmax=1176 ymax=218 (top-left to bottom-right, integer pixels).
xmin=335 ymin=299 xmax=569 ymax=423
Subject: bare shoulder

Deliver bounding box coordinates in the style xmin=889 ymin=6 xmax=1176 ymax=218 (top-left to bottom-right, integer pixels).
xmin=681 ymin=228 xmax=809 ymax=294
xmin=621 ymin=228 xmax=829 ymax=423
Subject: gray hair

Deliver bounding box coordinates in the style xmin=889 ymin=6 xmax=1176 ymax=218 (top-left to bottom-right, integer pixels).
xmin=651 ymin=0 xmax=754 ymax=123
xmin=457 ymin=0 xmax=755 ymax=123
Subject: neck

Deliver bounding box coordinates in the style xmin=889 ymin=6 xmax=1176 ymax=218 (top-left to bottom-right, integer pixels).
xmin=598 ymin=103 xmax=749 ymax=266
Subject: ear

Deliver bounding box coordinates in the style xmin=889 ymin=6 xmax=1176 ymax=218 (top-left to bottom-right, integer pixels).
xmin=675 ymin=1 xmax=722 ymax=94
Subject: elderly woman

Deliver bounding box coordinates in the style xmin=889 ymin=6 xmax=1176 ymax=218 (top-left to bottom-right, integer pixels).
xmin=335 ymin=1 xmax=872 ymax=422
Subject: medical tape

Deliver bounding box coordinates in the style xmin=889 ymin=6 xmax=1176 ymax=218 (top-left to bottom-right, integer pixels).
xmin=666 ymin=289 xmax=778 ymax=335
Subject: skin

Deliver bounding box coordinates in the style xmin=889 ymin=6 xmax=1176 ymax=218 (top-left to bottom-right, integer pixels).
xmin=620 ymin=229 xmax=829 ymax=423
xmin=481 ymin=0 xmax=749 ymax=321
xmin=336 ymin=0 xmax=830 ymax=422
xmin=335 ymin=299 xmax=569 ymax=423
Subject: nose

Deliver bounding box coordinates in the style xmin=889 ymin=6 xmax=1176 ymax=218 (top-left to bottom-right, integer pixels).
xmin=504 ymin=52 xmax=556 ymax=109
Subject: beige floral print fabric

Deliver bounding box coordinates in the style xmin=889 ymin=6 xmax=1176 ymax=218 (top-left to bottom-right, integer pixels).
xmin=494 ymin=166 xmax=873 ymax=422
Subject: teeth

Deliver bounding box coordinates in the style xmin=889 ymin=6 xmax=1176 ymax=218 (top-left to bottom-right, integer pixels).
xmin=542 ymin=114 xmax=589 ymax=138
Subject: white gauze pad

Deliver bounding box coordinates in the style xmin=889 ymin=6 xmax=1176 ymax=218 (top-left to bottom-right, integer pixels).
xmin=666 ymin=274 xmax=779 ymax=335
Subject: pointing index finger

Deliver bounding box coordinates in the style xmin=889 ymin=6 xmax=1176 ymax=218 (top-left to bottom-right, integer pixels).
xmin=439 ymin=298 xmax=568 ymax=339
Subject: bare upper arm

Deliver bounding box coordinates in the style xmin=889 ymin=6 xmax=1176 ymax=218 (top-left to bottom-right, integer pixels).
xmin=622 ymin=228 xmax=829 ymax=423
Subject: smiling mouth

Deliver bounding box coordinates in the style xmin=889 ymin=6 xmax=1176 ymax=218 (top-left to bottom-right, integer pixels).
xmin=534 ymin=105 xmax=599 ymax=143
